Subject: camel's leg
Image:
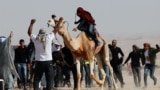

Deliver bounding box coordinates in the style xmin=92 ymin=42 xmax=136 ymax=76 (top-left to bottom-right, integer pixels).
xmin=104 ymin=44 xmax=118 ymax=89
xmin=106 ymin=60 xmax=118 ymax=89
xmin=89 ymin=59 xmax=103 ymax=87
xmin=76 ymin=60 xmax=81 ymax=90
xmin=96 ymin=56 xmax=106 ymax=90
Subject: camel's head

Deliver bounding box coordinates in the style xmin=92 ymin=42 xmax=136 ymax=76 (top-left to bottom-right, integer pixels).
xmin=54 ymin=17 xmax=66 ymax=36
xmin=47 ymin=15 xmax=59 ymax=28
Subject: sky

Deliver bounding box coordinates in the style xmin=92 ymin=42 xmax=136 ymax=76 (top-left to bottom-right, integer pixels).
xmin=0 ymin=0 xmax=160 ymax=45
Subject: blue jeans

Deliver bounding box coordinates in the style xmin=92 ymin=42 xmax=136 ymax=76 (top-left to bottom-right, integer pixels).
xmin=16 ymin=63 xmax=27 ymax=87
xmin=84 ymin=64 xmax=92 ymax=87
xmin=103 ymin=65 xmax=112 ymax=88
xmin=144 ymin=64 xmax=157 ymax=87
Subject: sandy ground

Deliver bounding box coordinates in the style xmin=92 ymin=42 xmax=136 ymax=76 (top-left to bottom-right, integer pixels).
xmin=12 ymin=66 xmax=160 ymax=90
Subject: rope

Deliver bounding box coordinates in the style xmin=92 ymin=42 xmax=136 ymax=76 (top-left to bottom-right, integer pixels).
xmin=54 ymin=21 xmax=73 ymax=67
xmin=75 ymin=13 xmax=77 ymax=23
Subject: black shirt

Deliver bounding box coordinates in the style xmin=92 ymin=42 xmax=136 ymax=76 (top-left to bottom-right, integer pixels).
xmin=124 ymin=51 xmax=142 ymax=67
xmin=109 ymin=44 xmax=124 ymax=65
xmin=15 ymin=46 xmax=28 ymax=63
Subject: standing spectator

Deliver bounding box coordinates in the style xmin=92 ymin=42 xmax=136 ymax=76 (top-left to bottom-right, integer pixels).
xmin=139 ymin=43 xmax=160 ymax=88
xmin=0 ymin=32 xmax=19 ymax=90
xmin=15 ymin=39 xmax=29 ymax=90
xmin=99 ymin=49 xmax=112 ymax=89
xmin=52 ymin=43 xmax=63 ymax=88
xmin=83 ymin=59 xmax=92 ymax=88
xmin=27 ymin=39 xmax=35 ymax=83
xmin=28 ymin=19 xmax=58 ymax=90
xmin=61 ymin=45 xmax=77 ymax=90
xmin=108 ymin=39 xmax=125 ymax=88
xmin=27 ymin=40 xmax=35 ymax=85
xmin=123 ymin=45 xmax=143 ymax=87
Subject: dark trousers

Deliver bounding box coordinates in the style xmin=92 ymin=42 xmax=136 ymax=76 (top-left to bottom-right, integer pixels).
xmin=33 ymin=61 xmax=53 ymax=90
xmin=132 ymin=66 xmax=141 ymax=87
xmin=54 ymin=64 xmax=63 ymax=87
xmin=71 ymin=64 xmax=77 ymax=90
xmin=62 ymin=65 xmax=71 ymax=81
xmin=112 ymin=65 xmax=124 ymax=85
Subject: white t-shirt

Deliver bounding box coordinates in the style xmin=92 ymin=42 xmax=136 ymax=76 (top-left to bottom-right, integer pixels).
xmin=30 ymin=33 xmax=55 ymax=61
xmin=144 ymin=50 xmax=151 ymax=64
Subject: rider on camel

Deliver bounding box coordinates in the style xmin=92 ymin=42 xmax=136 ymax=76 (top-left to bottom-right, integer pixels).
xmin=73 ymin=7 xmax=100 ymax=46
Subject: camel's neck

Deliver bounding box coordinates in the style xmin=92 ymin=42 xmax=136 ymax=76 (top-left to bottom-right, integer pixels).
xmin=61 ymin=26 xmax=80 ymax=51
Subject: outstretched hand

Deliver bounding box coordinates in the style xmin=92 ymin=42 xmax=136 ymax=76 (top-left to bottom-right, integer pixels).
xmin=74 ymin=21 xmax=78 ymax=24
xmin=9 ymin=31 xmax=13 ymax=38
xmin=30 ymin=19 xmax=36 ymax=25
xmin=156 ymin=44 xmax=160 ymax=49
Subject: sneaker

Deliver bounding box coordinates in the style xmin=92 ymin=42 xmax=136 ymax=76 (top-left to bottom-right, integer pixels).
xmin=108 ymin=87 xmax=112 ymax=90
xmin=18 ymin=84 xmax=22 ymax=89
xmin=154 ymin=79 xmax=157 ymax=85
xmin=67 ymin=81 xmax=71 ymax=87
xmin=121 ymin=83 xmax=124 ymax=88
xmin=53 ymin=87 xmax=58 ymax=90
xmin=24 ymin=87 xmax=28 ymax=90
xmin=43 ymin=87 xmax=47 ymax=90
xmin=142 ymin=86 xmax=147 ymax=89
xmin=121 ymin=82 xmax=125 ymax=88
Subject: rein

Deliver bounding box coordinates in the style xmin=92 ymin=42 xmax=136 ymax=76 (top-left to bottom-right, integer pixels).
xmin=54 ymin=21 xmax=74 ymax=67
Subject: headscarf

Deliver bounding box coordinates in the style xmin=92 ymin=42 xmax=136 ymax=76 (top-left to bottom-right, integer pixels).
xmin=52 ymin=42 xmax=61 ymax=52
xmin=36 ymin=29 xmax=46 ymax=49
xmin=143 ymin=42 xmax=150 ymax=47
xmin=77 ymin=7 xmax=95 ymax=24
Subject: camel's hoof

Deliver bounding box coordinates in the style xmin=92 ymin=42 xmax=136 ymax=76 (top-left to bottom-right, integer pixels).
xmin=96 ymin=80 xmax=103 ymax=86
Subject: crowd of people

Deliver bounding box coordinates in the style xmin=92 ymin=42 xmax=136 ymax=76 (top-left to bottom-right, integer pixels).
xmin=0 ymin=7 xmax=160 ymax=90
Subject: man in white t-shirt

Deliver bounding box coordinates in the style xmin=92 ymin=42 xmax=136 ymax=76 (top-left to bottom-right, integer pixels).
xmin=28 ymin=19 xmax=58 ymax=90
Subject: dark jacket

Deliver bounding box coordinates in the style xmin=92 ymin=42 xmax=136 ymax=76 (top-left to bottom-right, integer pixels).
xmin=61 ymin=46 xmax=74 ymax=66
xmin=138 ymin=45 xmax=160 ymax=65
xmin=76 ymin=18 xmax=89 ymax=32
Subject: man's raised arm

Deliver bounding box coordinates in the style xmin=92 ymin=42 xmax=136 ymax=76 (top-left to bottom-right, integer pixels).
xmin=28 ymin=19 xmax=36 ymax=36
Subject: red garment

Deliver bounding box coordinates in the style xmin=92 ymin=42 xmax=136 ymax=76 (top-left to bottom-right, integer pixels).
xmin=143 ymin=43 xmax=150 ymax=47
xmin=77 ymin=7 xmax=95 ymax=24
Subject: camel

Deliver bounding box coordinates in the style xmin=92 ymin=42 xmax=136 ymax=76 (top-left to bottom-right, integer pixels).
xmin=47 ymin=16 xmax=118 ymax=90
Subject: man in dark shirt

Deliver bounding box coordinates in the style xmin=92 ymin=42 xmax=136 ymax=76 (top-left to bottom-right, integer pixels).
xmin=123 ymin=45 xmax=143 ymax=87
xmin=15 ymin=39 xmax=29 ymax=90
xmin=108 ymin=39 xmax=125 ymax=88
